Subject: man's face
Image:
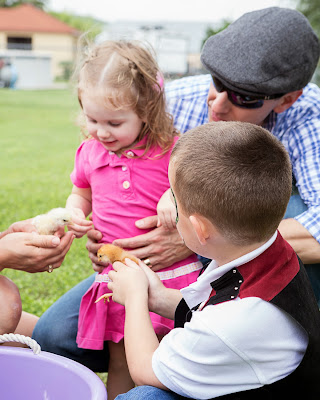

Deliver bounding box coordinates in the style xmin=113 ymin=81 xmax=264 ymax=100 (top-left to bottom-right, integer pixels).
xmin=207 ymin=82 xmax=282 ymax=126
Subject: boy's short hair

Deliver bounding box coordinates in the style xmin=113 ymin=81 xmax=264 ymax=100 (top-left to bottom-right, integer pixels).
xmin=171 ymin=121 xmax=292 ymax=245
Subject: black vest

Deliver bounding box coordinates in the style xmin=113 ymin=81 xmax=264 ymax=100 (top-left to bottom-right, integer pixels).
xmin=175 ymin=238 xmax=320 ymax=399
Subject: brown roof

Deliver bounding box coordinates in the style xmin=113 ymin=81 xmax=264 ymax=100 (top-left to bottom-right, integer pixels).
xmin=0 ymin=4 xmax=79 ymax=35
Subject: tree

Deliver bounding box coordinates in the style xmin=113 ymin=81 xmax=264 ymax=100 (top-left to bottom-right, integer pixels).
xmin=49 ymin=11 xmax=104 ymax=41
xmin=297 ymin=0 xmax=320 ymax=85
xmin=202 ymin=20 xmax=231 ymax=49
xmin=297 ymin=0 xmax=320 ymax=38
xmin=0 ymin=0 xmax=47 ymax=8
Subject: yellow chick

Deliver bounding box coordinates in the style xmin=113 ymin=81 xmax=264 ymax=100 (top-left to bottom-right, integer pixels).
xmin=32 ymin=207 xmax=74 ymax=235
xmin=95 ymin=244 xmax=139 ymax=303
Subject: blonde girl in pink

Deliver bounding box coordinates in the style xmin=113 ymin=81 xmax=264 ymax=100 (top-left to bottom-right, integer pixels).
xmin=65 ymin=40 xmax=202 ymax=400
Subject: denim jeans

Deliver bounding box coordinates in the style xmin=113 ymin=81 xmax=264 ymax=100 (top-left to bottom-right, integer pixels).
xmin=284 ymin=194 xmax=320 ymax=306
xmin=115 ymin=386 xmax=192 ymax=400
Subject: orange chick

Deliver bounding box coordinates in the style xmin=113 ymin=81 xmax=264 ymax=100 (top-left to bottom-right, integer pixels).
xmin=95 ymin=244 xmax=139 ymax=304
xmin=97 ymin=244 xmax=139 ymax=264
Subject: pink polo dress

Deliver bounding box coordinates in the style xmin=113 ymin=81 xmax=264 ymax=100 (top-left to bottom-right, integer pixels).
xmin=73 ymin=136 xmax=202 ymax=350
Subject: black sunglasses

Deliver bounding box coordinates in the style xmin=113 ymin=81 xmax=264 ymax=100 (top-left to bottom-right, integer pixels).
xmin=170 ymin=188 xmax=179 ymax=224
xmin=212 ymin=76 xmax=283 ymax=109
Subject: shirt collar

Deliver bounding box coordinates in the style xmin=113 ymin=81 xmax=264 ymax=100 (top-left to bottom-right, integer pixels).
xmin=181 ymin=231 xmax=278 ymax=308
xmin=90 ymin=135 xmax=150 ymax=170
xmin=262 ymin=111 xmax=278 ymax=132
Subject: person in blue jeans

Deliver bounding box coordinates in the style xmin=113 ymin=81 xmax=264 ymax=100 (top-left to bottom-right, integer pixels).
xmin=33 ymin=6 xmax=320 ymax=375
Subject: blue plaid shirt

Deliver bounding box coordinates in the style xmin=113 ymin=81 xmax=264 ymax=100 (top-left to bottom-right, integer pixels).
xmin=165 ymin=74 xmax=320 ymax=243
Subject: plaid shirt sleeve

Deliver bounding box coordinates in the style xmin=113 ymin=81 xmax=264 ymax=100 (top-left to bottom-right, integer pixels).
xmin=165 ymin=74 xmax=210 ymax=133
xmin=273 ymin=83 xmax=320 ymax=243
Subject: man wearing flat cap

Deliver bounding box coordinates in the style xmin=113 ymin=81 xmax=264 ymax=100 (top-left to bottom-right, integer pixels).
xmin=166 ymin=7 xmax=320 ymax=305
xmin=32 ymin=8 xmax=320 ymax=393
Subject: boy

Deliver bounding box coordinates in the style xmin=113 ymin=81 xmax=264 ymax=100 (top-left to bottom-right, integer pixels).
xmin=108 ymin=122 xmax=320 ymax=399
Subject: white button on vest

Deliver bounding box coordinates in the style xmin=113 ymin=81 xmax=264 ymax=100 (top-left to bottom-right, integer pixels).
xmin=127 ymin=151 xmax=134 ymax=157
xmin=122 ymin=166 xmax=127 ymax=171
xmin=123 ymin=181 xmax=130 ymax=189
xmin=109 ymin=151 xmax=114 ymax=155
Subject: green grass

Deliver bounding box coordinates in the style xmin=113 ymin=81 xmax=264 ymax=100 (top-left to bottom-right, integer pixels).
xmin=0 ymin=88 xmax=95 ymax=316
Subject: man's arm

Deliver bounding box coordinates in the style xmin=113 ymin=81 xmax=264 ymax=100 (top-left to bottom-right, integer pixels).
xmin=279 ymin=218 xmax=320 ymax=264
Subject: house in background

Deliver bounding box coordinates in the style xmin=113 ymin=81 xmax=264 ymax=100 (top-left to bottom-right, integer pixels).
xmin=98 ymin=21 xmax=212 ymax=77
xmin=0 ymin=4 xmax=79 ymax=88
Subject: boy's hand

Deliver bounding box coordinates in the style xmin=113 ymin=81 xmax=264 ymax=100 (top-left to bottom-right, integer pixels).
xmin=108 ymin=258 xmax=149 ymax=306
xmin=67 ymin=208 xmax=93 ymax=238
xmin=157 ymin=189 xmax=177 ymax=230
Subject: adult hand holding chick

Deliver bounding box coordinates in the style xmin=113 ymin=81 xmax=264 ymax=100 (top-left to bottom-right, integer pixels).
xmin=0 ymin=217 xmax=74 ymax=273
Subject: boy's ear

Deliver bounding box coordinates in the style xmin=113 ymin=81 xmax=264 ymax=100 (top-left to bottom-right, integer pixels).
xmin=189 ymin=215 xmax=210 ymax=245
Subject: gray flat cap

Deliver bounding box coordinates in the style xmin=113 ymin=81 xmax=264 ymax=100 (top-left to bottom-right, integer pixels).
xmin=201 ymin=7 xmax=320 ymax=96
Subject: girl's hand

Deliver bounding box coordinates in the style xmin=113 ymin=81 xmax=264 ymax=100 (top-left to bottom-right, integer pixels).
xmin=108 ymin=258 xmax=149 ymax=306
xmin=67 ymin=208 xmax=93 ymax=238
xmin=157 ymin=189 xmax=177 ymax=230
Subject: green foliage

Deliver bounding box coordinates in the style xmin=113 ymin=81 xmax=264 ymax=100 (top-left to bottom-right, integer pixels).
xmin=202 ymin=20 xmax=231 ymax=48
xmin=298 ymin=0 xmax=320 ymax=38
xmin=0 ymin=89 xmax=94 ymax=316
xmin=297 ymin=0 xmax=320 ymax=85
xmin=0 ymin=0 xmax=47 ymax=8
xmin=49 ymin=11 xmax=105 ymax=40
xmin=57 ymin=61 xmax=73 ymax=82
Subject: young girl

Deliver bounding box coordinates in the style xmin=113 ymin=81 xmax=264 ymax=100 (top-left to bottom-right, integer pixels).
xmin=66 ymin=40 xmax=202 ymax=400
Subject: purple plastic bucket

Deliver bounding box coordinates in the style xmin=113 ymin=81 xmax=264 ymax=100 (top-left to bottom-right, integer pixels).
xmin=0 ymin=346 xmax=107 ymax=399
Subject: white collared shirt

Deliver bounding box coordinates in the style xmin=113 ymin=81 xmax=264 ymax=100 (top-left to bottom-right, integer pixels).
xmin=152 ymin=233 xmax=308 ymax=399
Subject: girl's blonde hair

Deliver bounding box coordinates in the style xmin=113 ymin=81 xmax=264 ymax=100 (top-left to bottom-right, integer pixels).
xmin=75 ymin=39 xmax=178 ymax=155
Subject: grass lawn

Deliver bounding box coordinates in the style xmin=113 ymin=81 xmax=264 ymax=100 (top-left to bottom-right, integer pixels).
xmin=0 ymin=88 xmax=95 ymax=316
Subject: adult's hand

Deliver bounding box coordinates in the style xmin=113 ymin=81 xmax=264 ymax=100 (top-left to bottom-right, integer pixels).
xmin=1 ymin=218 xmax=36 ymax=236
xmin=0 ymin=231 xmax=75 ymax=273
xmin=113 ymin=215 xmax=193 ymax=271
xmin=2 ymin=218 xmax=65 ymax=238
xmin=86 ymin=228 xmax=106 ymax=272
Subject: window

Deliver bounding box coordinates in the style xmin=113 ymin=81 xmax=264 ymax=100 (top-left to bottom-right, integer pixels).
xmin=7 ymin=37 xmax=32 ymax=50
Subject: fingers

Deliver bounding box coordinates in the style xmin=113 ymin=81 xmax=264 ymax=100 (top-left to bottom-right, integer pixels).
xmin=87 ymin=228 xmax=103 ymax=242
xmin=113 ymin=230 xmax=153 ymax=249
xmin=26 ymin=232 xmax=61 ymax=248
xmin=134 ymin=215 xmax=158 ymax=230
xmin=68 ymin=224 xmax=92 ymax=238
xmin=8 ymin=219 xmax=37 ymax=234
xmin=138 ymin=259 xmax=153 ymax=274
xmin=38 ymin=232 xmax=75 ymax=269
xmin=158 ymin=210 xmax=176 ymax=230
xmin=86 ymin=229 xmax=104 ymax=268
xmin=71 ymin=214 xmax=93 ymax=227
xmin=112 ymin=261 xmax=127 ymax=271
xmin=124 ymin=258 xmax=141 ymax=269
xmin=92 ymin=263 xmax=105 ymax=273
